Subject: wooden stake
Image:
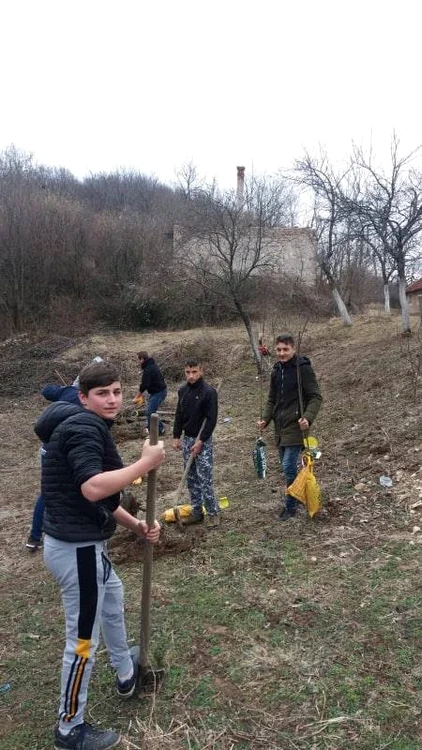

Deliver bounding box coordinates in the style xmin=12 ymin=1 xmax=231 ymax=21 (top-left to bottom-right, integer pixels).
xmin=54 ymin=369 xmax=68 ymax=385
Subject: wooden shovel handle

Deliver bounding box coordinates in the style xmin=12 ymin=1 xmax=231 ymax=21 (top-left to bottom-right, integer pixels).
xmin=140 ymin=413 xmax=159 ymax=671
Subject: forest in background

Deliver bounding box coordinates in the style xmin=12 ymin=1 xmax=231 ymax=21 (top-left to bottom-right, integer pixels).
xmin=1 ymin=139 xmax=421 ymax=339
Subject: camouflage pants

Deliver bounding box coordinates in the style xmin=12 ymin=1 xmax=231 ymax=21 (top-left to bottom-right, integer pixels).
xmin=182 ymin=436 xmax=219 ymax=517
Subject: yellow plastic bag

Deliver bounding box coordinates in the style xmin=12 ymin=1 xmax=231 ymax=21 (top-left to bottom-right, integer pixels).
xmin=287 ymin=456 xmax=321 ymax=518
xmin=161 ymin=497 xmax=230 ymax=523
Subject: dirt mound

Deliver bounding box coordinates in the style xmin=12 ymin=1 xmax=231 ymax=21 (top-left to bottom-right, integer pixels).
xmin=108 ymin=524 xmax=206 ymax=564
xmin=153 ymin=335 xmax=249 ymax=383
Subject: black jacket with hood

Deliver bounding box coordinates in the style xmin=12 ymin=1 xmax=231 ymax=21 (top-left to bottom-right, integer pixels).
xmin=262 ymin=355 xmax=322 ymax=446
xmin=139 ymin=357 xmax=166 ymax=395
xmin=35 ymin=402 xmax=122 ymax=542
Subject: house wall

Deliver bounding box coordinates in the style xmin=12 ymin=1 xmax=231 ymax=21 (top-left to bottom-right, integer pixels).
xmin=174 ymin=225 xmax=318 ymax=285
xmin=407 ymin=293 xmax=422 ymax=315
xmin=261 ymin=227 xmax=317 ymax=284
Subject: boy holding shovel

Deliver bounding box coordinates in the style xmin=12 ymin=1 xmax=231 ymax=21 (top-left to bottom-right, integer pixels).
xmin=258 ymin=333 xmax=322 ymax=521
xmin=172 ymin=358 xmax=219 ymax=527
xmin=35 ymin=361 xmax=165 ymax=750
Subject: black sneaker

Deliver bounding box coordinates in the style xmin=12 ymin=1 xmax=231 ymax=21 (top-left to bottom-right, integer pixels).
xmin=279 ymin=508 xmax=296 ymax=522
xmin=181 ymin=512 xmax=204 ymax=525
xmin=116 ymin=645 xmax=139 ymax=698
xmin=205 ymin=514 xmax=220 ymax=529
xmin=26 ymin=535 xmax=43 ymax=551
xmin=54 ymin=722 xmax=120 ymax=750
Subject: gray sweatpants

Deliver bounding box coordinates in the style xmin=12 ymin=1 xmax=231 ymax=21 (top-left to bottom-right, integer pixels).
xmin=44 ymin=535 xmax=133 ymax=731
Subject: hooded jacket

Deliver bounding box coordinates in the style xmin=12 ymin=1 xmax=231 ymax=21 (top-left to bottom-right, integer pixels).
xmin=139 ymin=357 xmax=166 ymax=395
xmin=34 ymin=402 xmax=122 ymax=542
xmin=262 ymin=355 xmax=322 ymax=446
xmin=37 ymin=384 xmax=81 ymax=450
xmin=41 ymin=384 xmax=81 ymax=405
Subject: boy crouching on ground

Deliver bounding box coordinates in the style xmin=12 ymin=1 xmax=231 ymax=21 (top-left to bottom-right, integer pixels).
xmin=35 ymin=361 xmax=165 ymax=750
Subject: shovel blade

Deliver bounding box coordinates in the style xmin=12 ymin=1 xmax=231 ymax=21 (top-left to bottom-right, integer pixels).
xmin=137 ymin=666 xmax=166 ymax=696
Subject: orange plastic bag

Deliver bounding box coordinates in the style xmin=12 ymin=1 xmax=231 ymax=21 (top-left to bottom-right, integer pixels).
xmin=287 ymin=455 xmax=321 ymax=518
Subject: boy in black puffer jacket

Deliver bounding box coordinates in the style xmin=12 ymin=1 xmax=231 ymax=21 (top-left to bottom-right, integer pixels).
xmin=35 ymin=362 xmax=165 ymax=750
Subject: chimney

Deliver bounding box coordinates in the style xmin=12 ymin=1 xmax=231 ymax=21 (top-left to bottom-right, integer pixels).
xmin=236 ymin=166 xmax=245 ymax=208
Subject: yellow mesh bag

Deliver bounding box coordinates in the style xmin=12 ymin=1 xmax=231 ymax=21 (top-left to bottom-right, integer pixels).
xmin=287 ymin=455 xmax=322 ymax=518
xmin=287 ymin=466 xmax=308 ymax=505
xmin=304 ymin=465 xmax=321 ymax=518
xmin=160 ymin=504 xmax=193 ymax=523
xmin=160 ymin=497 xmax=230 ymax=523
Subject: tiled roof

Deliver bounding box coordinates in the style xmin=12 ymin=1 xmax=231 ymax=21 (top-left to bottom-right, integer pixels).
xmin=406 ymin=278 xmax=422 ymax=294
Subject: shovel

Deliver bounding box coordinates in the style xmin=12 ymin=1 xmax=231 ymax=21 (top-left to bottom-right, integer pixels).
xmin=138 ymin=412 xmax=165 ymax=694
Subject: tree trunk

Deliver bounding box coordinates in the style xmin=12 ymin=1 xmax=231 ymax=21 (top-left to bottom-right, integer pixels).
xmin=320 ymin=260 xmax=353 ymax=327
xmin=332 ymin=287 xmax=353 ymax=326
xmin=398 ymin=277 xmax=411 ymax=333
xmin=383 ymin=283 xmax=391 ymax=314
xmin=232 ymin=295 xmax=261 ymax=371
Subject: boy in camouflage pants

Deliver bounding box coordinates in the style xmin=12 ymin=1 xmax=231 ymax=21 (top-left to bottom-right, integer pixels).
xmin=172 ymin=358 xmax=219 ymax=526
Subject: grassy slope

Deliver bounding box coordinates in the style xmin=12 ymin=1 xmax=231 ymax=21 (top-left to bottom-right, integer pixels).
xmin=0 ymin=314 xmax=421 ymax=750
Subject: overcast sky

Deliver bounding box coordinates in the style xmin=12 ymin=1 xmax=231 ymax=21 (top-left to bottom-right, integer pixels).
xmin=1 ymin=0 xmax=421 ymax=190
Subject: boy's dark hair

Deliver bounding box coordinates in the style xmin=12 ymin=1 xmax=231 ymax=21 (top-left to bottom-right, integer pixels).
xmin=276 ymin=333 xmax=295 ymax=347
xmin=78 ymin=362 xmax=121 ymax=395
xmin=137 ymin=350 xmax=149 ymax=361
xmin=184 ymin=357 xmax=202 ymax=368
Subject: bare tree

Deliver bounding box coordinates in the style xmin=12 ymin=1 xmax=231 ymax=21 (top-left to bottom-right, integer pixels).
xmin=350 ymin=136 xmax=422 ymax=332
xmin=245 ymin=173 xmax=298 ymax=228
xmin=0 ymin=146 xmax=64 ymax=329
xmin=294 ymin=150 xmax=353 ymax=325
xmin=174 ymin=161 xmax=206 ymax=202
xmin=360 ymin=230 xmax=395 ymax=313
xmin=176 ymin=175 xmax=295 ymax=369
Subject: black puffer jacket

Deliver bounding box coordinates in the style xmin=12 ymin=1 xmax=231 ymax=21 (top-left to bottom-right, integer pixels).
xmin=35 ymin=402 xmax=123 ymax=542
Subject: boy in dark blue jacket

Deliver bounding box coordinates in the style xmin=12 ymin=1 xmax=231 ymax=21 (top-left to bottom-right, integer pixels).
xmin=26 ymin=383 xmax=81 ymax=551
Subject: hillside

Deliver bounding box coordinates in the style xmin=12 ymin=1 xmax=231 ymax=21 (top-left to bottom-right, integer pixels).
xmin=0 ymin=313 xmax=421 ymax=750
